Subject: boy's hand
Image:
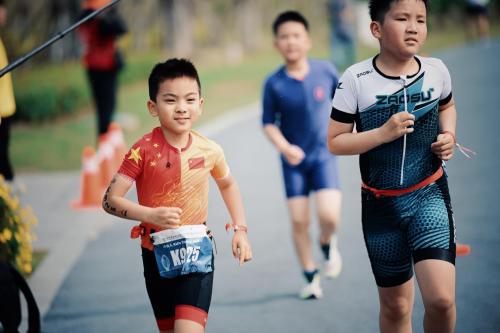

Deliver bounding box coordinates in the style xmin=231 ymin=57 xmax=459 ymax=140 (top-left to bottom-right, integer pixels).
xmin=147 ymin=207 xmax=182 ymax=229
xmin=232 ymin=231 xmax=252 ymax=266
xmin=431 ymin=133 xmax=455 ymax=161
xmin=377 ymin=112 xmax=415 ymax=143
xmin=283 ymin=144 xmax=305 ymax=165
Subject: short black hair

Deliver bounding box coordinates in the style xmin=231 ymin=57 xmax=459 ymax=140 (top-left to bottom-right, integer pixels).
xmin=272 ymin=10 xmax=309 ymax=35
xmin=148 ymin=58 xmax=201 ymax=101
xmin=369 ymin=0 xmax=428 ymax=22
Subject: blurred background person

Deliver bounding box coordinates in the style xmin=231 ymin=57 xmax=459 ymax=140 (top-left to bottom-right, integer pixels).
xmin=0 ymin=0 xmax=16 ymax=182
xmin=77 ymin=0 xmax=127 ymax=140
xmin=327 ymin=0 xmax=356 ymax=70
xmin=465 ymin=0 xmax=491 ymax=42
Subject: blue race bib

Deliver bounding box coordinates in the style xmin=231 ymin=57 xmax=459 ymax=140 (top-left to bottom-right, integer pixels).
xmin=151 ymin=225 xmax=213 ymax=279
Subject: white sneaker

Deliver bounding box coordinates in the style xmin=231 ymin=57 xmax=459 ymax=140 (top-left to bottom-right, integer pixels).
xmin=324 ymin=236 xmax=342 ymax=279
xmin=299 ymin=272 xmax=323 ymax=300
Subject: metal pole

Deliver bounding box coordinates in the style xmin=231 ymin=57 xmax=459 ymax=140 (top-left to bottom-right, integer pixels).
xmin=0 ymin=0 xmax=122 ymax=78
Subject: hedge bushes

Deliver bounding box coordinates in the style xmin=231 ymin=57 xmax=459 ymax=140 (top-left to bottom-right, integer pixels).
xmin=15 ymin=85 xmax=86 ymax=122
xmin=12 ymin=61 xmax=90 ymax=123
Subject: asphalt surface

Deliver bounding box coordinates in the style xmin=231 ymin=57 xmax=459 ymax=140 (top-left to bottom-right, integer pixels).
xmin=15 ymin=40 xmax=500 ymax=332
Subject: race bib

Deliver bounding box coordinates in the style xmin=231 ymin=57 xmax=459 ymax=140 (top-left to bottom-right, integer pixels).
xmin=151 ymin=225 xmax=213 ymax=279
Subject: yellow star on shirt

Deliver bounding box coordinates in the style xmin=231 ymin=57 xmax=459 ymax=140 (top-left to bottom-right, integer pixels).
xmin=157 ymin=153 xmax=161 ymax=158
xmin=150 ymin=161 xmax=157 ymax=167
xmin=128 ymin=147 xmax=142 ymax=165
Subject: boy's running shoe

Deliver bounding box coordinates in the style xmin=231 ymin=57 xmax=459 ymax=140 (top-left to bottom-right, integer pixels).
xmin=324 ymin=236 xmax=342 ymax=279
xmin=299 ymin=272 xmax=323 ymax=300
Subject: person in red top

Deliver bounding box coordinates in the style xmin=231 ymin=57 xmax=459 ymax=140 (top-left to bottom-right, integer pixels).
xmin=102 ymin=58 xmax=252 ymax=333
xmin=78 ymin=0 xmax=127 ymax=138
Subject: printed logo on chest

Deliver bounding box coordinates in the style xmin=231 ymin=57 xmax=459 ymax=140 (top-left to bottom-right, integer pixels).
xmin=314 ymin=86 xmax=325 ymax=102
xmin=188 ymin=156 xmax=205 ymax=170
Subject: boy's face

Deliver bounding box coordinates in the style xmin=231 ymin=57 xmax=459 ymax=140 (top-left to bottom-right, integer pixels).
xmin=274 ymin=21 xmax=311 ymax=63
xmin=371 ymin=0 xmax=427 ymax=59
xmin=147 ymin=77 xmax=203 ymax=135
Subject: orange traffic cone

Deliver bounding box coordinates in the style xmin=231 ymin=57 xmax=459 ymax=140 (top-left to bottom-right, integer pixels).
xmin=107 ymin=122 xmax=128 ymax=172
xmin=98 ymin=133 xmax=115 ymax=188
xmin=456 ymin=243 xmax=471 ymax=257
xmin=72 ymin=146 xmax=103 ymax=210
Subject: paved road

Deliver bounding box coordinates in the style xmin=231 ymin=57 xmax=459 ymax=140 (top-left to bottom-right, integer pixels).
xmin=25 ymin=40 xmax=500 ymax=332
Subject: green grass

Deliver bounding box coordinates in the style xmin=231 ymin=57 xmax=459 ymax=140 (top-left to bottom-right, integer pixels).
xmin=10 ymin=23 xmax=500 ymax=172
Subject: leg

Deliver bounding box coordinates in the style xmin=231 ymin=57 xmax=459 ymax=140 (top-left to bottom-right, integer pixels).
xmin=99 ymin=69 xmax=118 ymax=135
xmin=311 ymin=153 xmax=342 ymax=276
xmin=282 ymin=161 xmax=315 ymax=271
xmin=0 ymin=262 xmax=22 ymax=333
xmin=174 ymin=304 xmax=208 ymax=333
xmin=0 ymin=116 xmax=14 ymax=181
xmin=315 ymin=189 xmax=341 ymax=245
xmin=310 ymin=152 xmax=342 ymax=245
xmin=87 ymin=70 xmax=118 ymax=137
xmin=378 ymin=279 xmax=415 ymax=333
xmin=282 ymin=161 xmax=322 ymax=298
xmin=316 ymin=189 xmax=343 ymax=278
xmin=477 ymin=13 xmax=490 ymax=39
xmin=142 ymin=248 xmax=176 ymax=333
xmin=409 ymin=176 xmax=456 ymax=333
xmin=174 ymin=319 xmax=204 ymax=333
xmin=173 ymin=270 xmax=213 ymax=333
xmin=287 ymin=196 xmax=314 ymax=271
xmin=361 ymin=191 xmax=415 ymax=332
xmin=415 ymin=260 xmax=456 ymax=333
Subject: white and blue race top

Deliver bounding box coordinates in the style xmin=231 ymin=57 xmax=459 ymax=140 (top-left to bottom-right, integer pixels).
xmin=331 ymin=55 xmax=453 ymax=190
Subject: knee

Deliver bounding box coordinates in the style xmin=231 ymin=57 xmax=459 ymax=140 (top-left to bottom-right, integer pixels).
xmin=381 ymin=297 xmax=412 ymax=321
xmin=292 ymin=219 xmax=310 ymax=234
xmin=319 ymin=215 xmax=339 ymax=230
xmin=318 ymin=214 xmax=340 ymax=236
xmin=426 ymin=295 xmax=455 ymax=315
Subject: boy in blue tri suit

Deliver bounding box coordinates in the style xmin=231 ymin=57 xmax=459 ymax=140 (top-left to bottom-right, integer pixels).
xmin=328 ymin=0 xmax=457 ymax=332
xmin=262 ymin=10 xmax=343 ymax=300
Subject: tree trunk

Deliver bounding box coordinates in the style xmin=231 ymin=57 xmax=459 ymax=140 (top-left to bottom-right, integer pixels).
xmin=160 ymin=0 xmax=194 ymax=57
xmin=235 ymin=0 xmax=260 ymax=51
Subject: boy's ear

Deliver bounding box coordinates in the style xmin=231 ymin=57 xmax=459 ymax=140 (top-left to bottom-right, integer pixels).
xmin=305 ymin=35 xmax=312 ymax=51
xmin=198 ymin=97 xmax=204 ymax=115
xmin=370 ymin=21 xmax=382 ymax=39
xmin=147 ymin=100 xmax=158 ymax=117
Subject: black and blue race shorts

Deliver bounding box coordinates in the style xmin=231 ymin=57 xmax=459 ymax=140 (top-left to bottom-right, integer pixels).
xmin=142 ymin=247 xmax=213 ymax=330
xmin=361 ymin=174 xmax=456 ymax=288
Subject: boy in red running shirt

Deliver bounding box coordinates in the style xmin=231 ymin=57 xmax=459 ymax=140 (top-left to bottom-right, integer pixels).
xmin=103 ymin=58 xmax=252 ymax=333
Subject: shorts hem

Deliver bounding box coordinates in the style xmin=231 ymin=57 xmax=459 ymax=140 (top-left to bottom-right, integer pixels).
xmin=375 ymin=271 xmax=413 ymax=288
xmin=313 ymin=185 xmax=341 ymax=192
xmin=413 ymin=247 xmax=456 ymax=265
xmin=176 ymin=304 xmax=208 ymax=328
xmin=156 ymin=317 xmax=174 ymax=331
xmin=285 ymin=192 xmax=309 ymax=199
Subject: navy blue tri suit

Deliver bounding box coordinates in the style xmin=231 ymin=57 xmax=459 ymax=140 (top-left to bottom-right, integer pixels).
xmin=262 ymin=59 xmax=341 ymax=198
xmin=331 ymin=55 xmax=456 ymax=287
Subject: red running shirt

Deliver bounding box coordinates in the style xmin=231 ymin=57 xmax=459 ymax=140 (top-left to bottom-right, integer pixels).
xmin=118 ymin=127 xmax=230 ymax=249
